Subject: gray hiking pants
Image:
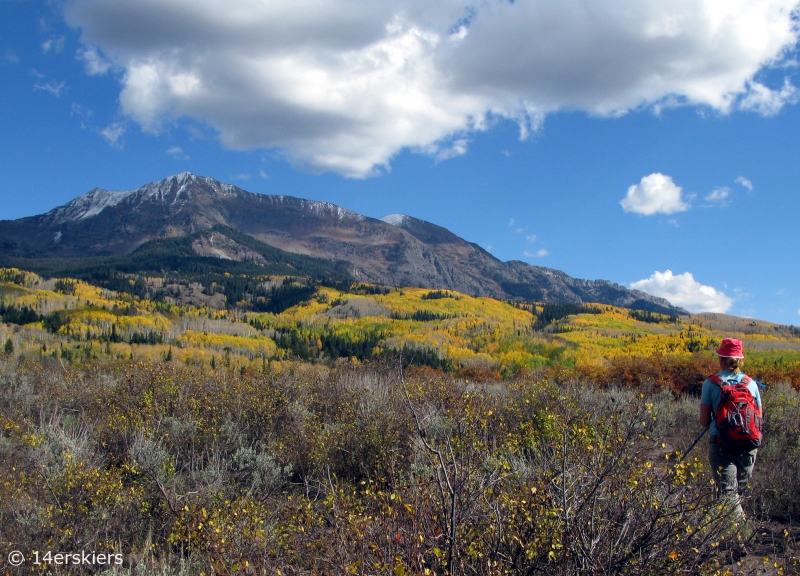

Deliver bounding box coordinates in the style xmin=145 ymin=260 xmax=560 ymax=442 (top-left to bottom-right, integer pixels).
xmin=709 ymin=442 xmax=758 ymax=519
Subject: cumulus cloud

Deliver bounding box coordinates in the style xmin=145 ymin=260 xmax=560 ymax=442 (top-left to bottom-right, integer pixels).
xmin=620 ymin=173 xmax=690 ymax=215
xmin=63 ymin=0 xmax=800 ymax=176
xmin=736 ymin=176 xmax=754 ymax=191
xmin=631 ymin=270 xmax=734 ymax=313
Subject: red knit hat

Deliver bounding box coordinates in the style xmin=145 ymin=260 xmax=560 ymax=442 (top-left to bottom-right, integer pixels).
xmin=715 ymin=338 xmax=744 ymax=358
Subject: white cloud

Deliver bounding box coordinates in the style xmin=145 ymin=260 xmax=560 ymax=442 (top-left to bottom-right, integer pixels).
xmin=4 ymin=49 xmax=20 ymax=64
xmin=77 ymin=46 xmax=112 ymax=76
xmin=167 ymin=146 xmax=188 ymax=159
xmin=526 ymin=234 xmax=537 ymax=242
xmin=230 ymin=173 xmax=250 ymax=180
xmin=34 ymin=80 xmax=66 ymax=98
xmin=434 ymin=138 xmax=470 ymax=161
xmin=260 ymin=169 xmax=269 ymax=179
xmin=64 ymin=0 xmax=800 ymax=177
xmin=736 ymin=176 xmax=754 ymax=191
xmin=705 ymin=186 xmax=731 ymax=203
xmin=739 ymin=78 xmax=799 ymax=116
xmin=524 ymin=249 xmax=549 ymax=258
xmin=620 ymin=173 xmax=690 ymax=215
xmin=631 ymin=270 xmax=734 ymax=313
xmin=508 ymin=218 xmax=515 ymax=227
xmin=42 ymin=36 xmax=65 ymax=54
xmin=100 ymin=123 xmax=125 ymax=148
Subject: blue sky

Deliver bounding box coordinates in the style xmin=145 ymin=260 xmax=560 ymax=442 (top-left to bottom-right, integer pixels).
xmin=1 ymin=0 xmax=799 ymax=324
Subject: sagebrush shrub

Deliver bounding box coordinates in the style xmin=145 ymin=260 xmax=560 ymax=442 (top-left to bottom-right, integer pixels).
xmin=0 ymin=356 xmax=796 ymax=575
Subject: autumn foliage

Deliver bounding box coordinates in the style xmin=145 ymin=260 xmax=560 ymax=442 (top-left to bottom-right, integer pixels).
xmin=1 ymin=357 xmax=798 ymax=575
xmin=2 ymin=269 xmax=800 ymax=573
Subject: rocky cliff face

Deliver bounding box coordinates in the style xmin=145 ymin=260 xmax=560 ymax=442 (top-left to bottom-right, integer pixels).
xmin=0 ymin=173 xmax=684 ymax=313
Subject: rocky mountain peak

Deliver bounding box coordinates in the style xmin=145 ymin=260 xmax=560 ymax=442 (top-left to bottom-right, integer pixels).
xmin=43 ymin=172 xmax=243 ymax=226
xmin=0 ymin=173 xmax=686 ymax=314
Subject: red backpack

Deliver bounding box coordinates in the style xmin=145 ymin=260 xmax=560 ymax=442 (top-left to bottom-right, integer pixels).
xmin=710 ymin=374 xmax=762 ymax=453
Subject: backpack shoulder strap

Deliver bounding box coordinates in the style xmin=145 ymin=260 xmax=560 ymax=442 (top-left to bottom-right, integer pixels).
xmin=740 ymin=374 xmax=752 ymax=385
xmin=709 ymin=374 xmax=724 ymax=385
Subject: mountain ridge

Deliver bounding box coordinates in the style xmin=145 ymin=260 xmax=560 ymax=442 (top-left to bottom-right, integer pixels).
xmin=0 ymin=172 xmax=685 ymax=314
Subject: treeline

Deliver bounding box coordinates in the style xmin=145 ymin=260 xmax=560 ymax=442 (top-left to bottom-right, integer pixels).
xmin=0 ymin=302 xmax=42 ymax=325
xmin=421 ymin=290 xmax=458 ymax=300
xmin=391 ymin=310 xmax=455 ymax=321
xmin=0 ymin=226 xmax=353 ymax=305
xmin=267 ymin=325 xmax=446 ymax=370
xmin=1 ymin=227 xmax=353 ymax=284
xmin=629 ymin=309 xmax=680 ymax=324
xmin=533 ymin=303 xmax=602 ymax=330
xmin=0 ymin=303 xmax=165 ymax=346
xmin=260 ymin=281 xmax=317 ymax=314
xmin=0 ymin=269 xmax=27 ymax=285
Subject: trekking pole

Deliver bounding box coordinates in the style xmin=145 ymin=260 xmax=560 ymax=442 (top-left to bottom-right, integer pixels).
xmin=678 ymin=427 xmax=708 ymax=463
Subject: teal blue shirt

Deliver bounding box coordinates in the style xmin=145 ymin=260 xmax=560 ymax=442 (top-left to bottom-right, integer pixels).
xmin=700 ymin=370 xmax=762 ymax=438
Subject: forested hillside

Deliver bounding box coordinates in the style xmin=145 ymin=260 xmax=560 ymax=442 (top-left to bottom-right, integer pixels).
xmin=2 ymin=267 xmax=800 ymax=574
xmin=2 ymin=267 xmax=799 ymax=387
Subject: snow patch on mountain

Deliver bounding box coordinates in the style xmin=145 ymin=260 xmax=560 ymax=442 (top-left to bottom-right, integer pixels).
xmin=48 ymin=188 xmax=136 ymax=224
xmin=305 ymin=201 xmax=363 ymax=221
xmin=46 ymin=173 xmax=247 ymax=225
xmin=381 ymin=214 xmax=409 ymax=226
xmin=268 ymin=196 xmax=364 ymax=221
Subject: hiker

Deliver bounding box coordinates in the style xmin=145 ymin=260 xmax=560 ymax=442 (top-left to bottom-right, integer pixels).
xmin=700 ymin=338 xmax=763 ymax=523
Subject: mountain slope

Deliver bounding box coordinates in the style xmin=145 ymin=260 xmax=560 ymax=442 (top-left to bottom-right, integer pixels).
xmin=0 ymin=173 xmax=683 ymax=313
